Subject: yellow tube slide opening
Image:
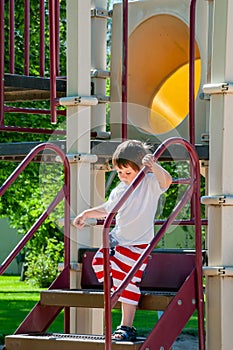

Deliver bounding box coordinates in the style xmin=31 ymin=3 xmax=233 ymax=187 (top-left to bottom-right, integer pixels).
xmin=128 ymin=14 xmax=201 ymax=135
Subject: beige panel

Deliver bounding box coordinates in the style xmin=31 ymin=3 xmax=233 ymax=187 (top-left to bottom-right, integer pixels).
xmin=206 ymin=1 xmax=233 ymax=349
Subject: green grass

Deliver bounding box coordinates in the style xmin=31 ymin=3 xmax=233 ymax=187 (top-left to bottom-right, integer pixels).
xmin=0 ymin=275 xmax=64 ymax=344
xmin=0 ymin=275 xmax=199 ymax=344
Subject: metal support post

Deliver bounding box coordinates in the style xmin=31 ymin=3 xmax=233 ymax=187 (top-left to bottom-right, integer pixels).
xmin=66 ymin=0 xmax=93 ymax=334
xmin=205 ymin=1 xmax=233 ymax=349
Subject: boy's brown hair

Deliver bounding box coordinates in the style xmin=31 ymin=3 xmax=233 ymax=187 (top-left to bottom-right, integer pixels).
xmin=112 ymin=140 xmax=151 ymax=171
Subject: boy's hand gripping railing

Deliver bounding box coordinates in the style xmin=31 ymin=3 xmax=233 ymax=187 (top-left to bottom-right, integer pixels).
xmin=102 ymin=137 xmax=204 ymax=350
xmin=0 ymin=143 xmax=70 ymax=280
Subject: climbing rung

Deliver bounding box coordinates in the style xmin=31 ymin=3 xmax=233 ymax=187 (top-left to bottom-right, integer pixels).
xmin=59 ymin=96 xmax=98 ymax=106
xmin=91 ymin=8 xmax=112 ymax=19
xmin=203 ymin=82 xmax=233 ymax=94
xmin=91 ymin=69 xmax=110 ymax=79
xmin=56 ymin=153 xmax=98 ymax=164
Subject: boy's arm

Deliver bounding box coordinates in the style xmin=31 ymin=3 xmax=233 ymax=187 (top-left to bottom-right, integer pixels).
xmin=73 ymin=204 xmax=107 ymax=228
xmin=142 ymin=154 xmax=172 ymax=190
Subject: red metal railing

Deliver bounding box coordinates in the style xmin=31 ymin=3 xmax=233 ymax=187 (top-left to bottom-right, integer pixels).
xmin=0 ymin=143 xmax=70 ymax=277
xmin=0 ymin=143 xmax=70 ymax=332
xmin=0 ymin=0 xmax=64 ymax=127
xmin=9 ymin=0 xmax=14 ymax=74
xmin=189 ymin=0 xmax=197 ymax=145
xmin=102 ymin=137 xmax=205 ymax=350
xmin=49 ymin=0 xmax=58 ymax=124
xmin=121 ymin=0 xmax=128 ymax=141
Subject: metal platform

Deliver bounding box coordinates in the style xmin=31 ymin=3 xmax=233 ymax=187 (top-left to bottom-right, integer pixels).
xmin=0 ymin=140 xmax=209 ymax=163
xmin=5 ymin=333 xmax=145 ymax=350
xmin=0 ymin=140 xmax=66 ymax=163
xmin=40 ymin=288 xmax=175 ymax=311
xmin=4 ymin=74 xmax=66 ymax=102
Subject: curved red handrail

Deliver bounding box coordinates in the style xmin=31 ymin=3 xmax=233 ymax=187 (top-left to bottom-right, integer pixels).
xmin=0 ymin=142 xmax=70 ymax=275
xmin=103 ymin=137 xmax=204 ymax=350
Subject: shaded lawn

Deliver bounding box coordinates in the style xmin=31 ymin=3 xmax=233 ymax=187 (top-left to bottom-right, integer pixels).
xmin=0 ymin=275 xmax=199 ymax=344
xmin=0 ymin=275 xmax=64 ymax=342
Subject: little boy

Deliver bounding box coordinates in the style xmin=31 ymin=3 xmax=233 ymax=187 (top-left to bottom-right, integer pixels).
xmin=73 ymin=140 xmax=172 ymax=341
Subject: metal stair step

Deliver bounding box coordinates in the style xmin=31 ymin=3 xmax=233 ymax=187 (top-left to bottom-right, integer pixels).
xmin=5 ymin=333 xmax=145 ymax=350
xmin=40 ymin=289 xmax=176 ymax=310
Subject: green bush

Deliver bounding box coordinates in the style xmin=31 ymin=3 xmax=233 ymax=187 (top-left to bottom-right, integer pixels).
xmin=25 ymin=238 xmax=64 ymax=288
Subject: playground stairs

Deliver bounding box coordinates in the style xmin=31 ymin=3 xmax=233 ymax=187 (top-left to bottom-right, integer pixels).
xmin=4 ymin=249 xmax=203 ymax=350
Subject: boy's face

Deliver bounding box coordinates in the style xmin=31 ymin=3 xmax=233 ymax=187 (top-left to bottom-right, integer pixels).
xmin=115 ymin=165 xmax=139 ymax=185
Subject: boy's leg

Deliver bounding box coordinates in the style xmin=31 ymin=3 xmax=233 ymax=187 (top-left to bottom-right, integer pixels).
xmin=112 ymin=302 xmax=137 ymax=341
xmin=92 ymin=248 xmax=106 ymax=282
xmin=120 ymin=302 xmax=137 ymax=328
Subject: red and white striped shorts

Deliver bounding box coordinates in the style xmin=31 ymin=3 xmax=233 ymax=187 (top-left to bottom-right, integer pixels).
xmin=92 ymin=244 xmax=149 ymax=305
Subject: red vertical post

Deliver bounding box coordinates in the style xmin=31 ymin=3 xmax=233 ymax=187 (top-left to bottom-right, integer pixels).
xmin=49 ymin=0 xmax=57 ymax=124
xmin=55 ymin=0 xmax=60 ymax=76
xmin=122 ymin=0 xmax=128 ymax=141
xmin=194 ymin=159 xmax=205 ymax=350
xmin=189 ymin=0 xmax=196 ymax=248
xmin=190 ymin=2 xmax=205 ymax=345
xmin=189 ymin=5 xmax=205 ymax=348
xmin=63 ymin=147 xmax=71 ymax=334
xmin=9 ymin=0 xmax=15 ymax=74
xmin=0 ymin=0 xmax=4 ymax=125
xmin=189 ymin=0 xmax=196 ymax=146
xmin=103 ymin=246 xmax=112 ymax=350
xmin=40 ymin=0 xmax=45 ymax=77
xmin=24 ymin=0 xmax=30 ymax=76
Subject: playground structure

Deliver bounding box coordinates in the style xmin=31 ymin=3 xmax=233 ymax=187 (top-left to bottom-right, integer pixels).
xmin=0 ymin=0 xmax=233 ymax=349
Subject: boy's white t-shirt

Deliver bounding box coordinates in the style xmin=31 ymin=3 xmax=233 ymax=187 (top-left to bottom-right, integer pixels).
xmin=104 ymin=173 xmax=166 ymax=246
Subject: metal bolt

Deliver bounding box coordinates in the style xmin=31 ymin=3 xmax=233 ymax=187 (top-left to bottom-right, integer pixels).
xmin=177 ymin=299 xmax=182 ymax=306
xmin=192 ymin=298 xmax=196 ymax=305
xmin=160 ymin=347 xmax=165 ymax=350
